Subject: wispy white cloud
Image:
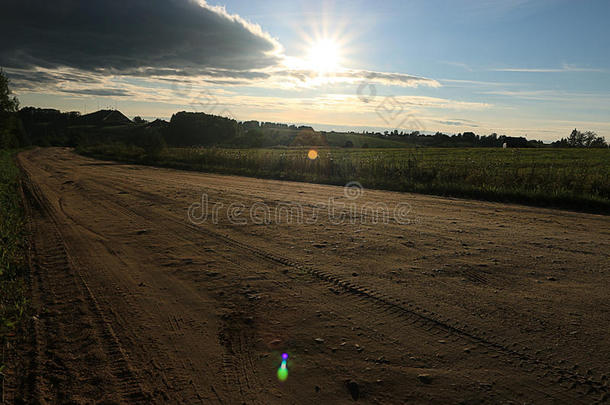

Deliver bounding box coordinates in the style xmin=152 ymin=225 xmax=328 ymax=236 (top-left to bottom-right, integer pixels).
xmin=6 ymin=63 xmax=441 ymax=101
xmin=264 ymin=68 xmax=440 ymax=89
xmin=435 ymin=118 xmax=480 ymax=127
xmin=441 ymin=61 xmax=473 ymax=72
xmin=491 ymin=63 xmax=607 ymax=73
xmin=479 ymin=89 xmax=610 ymax=105
xmin=440 ymin=78 xmax=521 ymax=87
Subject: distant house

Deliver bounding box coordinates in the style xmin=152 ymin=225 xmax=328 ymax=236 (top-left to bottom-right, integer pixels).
xmin=78 ymin=109 xmax=132 ymax=126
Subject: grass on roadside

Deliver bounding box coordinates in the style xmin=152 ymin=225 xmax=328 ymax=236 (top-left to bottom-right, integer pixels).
xmin=78 ymin=144 xmax=610 ymax=214
xmin=0 ymin=149 xmax=27 ymax=373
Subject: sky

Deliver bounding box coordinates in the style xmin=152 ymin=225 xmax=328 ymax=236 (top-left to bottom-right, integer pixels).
xmin=1 ymin=0 xmax=609 ymax=141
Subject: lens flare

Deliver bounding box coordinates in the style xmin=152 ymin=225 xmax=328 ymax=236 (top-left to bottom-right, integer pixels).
xmin=308 ymin=149 xmax=318 ymax=160
xmin=277 ymin=353 xmax=289 ymax=382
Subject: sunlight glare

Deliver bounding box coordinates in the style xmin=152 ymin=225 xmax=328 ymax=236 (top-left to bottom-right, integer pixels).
xmin=307 ymin=39 xmax=341 ymax=73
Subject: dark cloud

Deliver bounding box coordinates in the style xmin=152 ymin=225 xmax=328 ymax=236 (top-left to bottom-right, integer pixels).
xmin=0 ymin=0 xmax=281 ymax=75
xmin=4 ymin=68 xmax=104 ymax=91
xmin=343 ymin=70 xmax=441 ymax=87
xmin=5 ymin=69 xmax=100 ymax=85
xmin=119 ymin=67 xmax=271 ymax=80
xmin=59 ymin=88 xmax=132 ymax=97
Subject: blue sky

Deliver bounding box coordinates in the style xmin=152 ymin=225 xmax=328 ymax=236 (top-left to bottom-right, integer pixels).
xmin=7 ymin=0 xmax=610 ymax=141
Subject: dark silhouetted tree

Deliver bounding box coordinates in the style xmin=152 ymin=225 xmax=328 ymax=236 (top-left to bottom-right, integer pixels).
xmin=0 ymin=70 xmax=19 ymax=115
xmin=166 ymin=112 xmax=239 ymax=146
xmin=588 ymin=134 xmax=608 ymax=148
xmin=555 ymin=129 xmax=607 ymax=148
xmin=0 ymin=69 xmax=25 ymax=148
xmin=567 ymin=129 xmax=585 ymax=147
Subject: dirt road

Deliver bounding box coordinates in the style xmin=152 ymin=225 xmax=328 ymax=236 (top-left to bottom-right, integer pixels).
xmin=9 ymin=147 xmax=610 ymax=404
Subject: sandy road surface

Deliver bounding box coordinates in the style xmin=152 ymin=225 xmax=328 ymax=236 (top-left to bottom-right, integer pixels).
xmin=8 ymin=147 xmax=610 ymax=404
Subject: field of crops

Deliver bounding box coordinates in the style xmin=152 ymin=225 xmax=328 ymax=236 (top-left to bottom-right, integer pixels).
xmin=79 ymin=145 xmax=610 ymax=213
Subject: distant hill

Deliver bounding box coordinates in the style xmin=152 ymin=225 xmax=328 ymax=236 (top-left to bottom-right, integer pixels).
xmin=78 ymin=110 xmax=131 ymax=126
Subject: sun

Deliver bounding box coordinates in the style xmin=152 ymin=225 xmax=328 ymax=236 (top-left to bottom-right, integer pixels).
xmin=307 ymin=39 xmax=341 ymax=73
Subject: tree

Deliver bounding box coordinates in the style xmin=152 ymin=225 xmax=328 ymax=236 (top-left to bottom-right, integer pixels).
xmin=0 ymin=69 xmax=19 ymax=115
xmin=567 ymin=129 xmax=586 ymax=147
xmin=582 ymin=131 xmax=607 ymax=148
xmin=166 ymin=112 xmax=239 ymax=146
xmin=559 ymin=129 xmax=607 ymax=148
xmin=0 ymin=69 xmax=25 ymax=148
xmin=588 ymin=135 xmax=608 ymax=148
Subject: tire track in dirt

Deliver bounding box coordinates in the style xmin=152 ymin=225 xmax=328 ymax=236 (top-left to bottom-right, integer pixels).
xmin=85 ymin=173 xmax=603 ymax=404
xmin=55 ymin=179 xmax=282 ymax=404
xmin=18 ymin=163 xmax=150 ymax=404
xmin=180 ymin=219 xmax=606 ymax=403
xmin=21 ymin=154 xmax=269 ymax=404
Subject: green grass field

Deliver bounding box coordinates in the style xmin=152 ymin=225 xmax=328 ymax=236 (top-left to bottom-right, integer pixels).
xmin=79 ymin=145 xmax=610 ymax=213
xmin=0 ymin=150 xmax=27 ymax=374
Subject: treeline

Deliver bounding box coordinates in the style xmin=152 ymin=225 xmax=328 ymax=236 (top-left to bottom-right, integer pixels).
xmin=2 ymin=70 xmax=608 ymax=151
xmin=9 ymin=108 xmax=330 ymax=151
xmin=165 ymin=113 xmax=325 ymax=148
xmin=365 ymin=130 xmax=544 ymax=148
xmin=363 ymin=129 xmax=607 ymax=148
xmin=9 ymin=107 xmax=610 ymax=151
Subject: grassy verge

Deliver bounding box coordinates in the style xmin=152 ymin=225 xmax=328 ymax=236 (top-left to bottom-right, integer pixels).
xmin=78 ymin=144 xmax=610 ymax=214
xmin=0 ymin=149 xmax=27 ymax=377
